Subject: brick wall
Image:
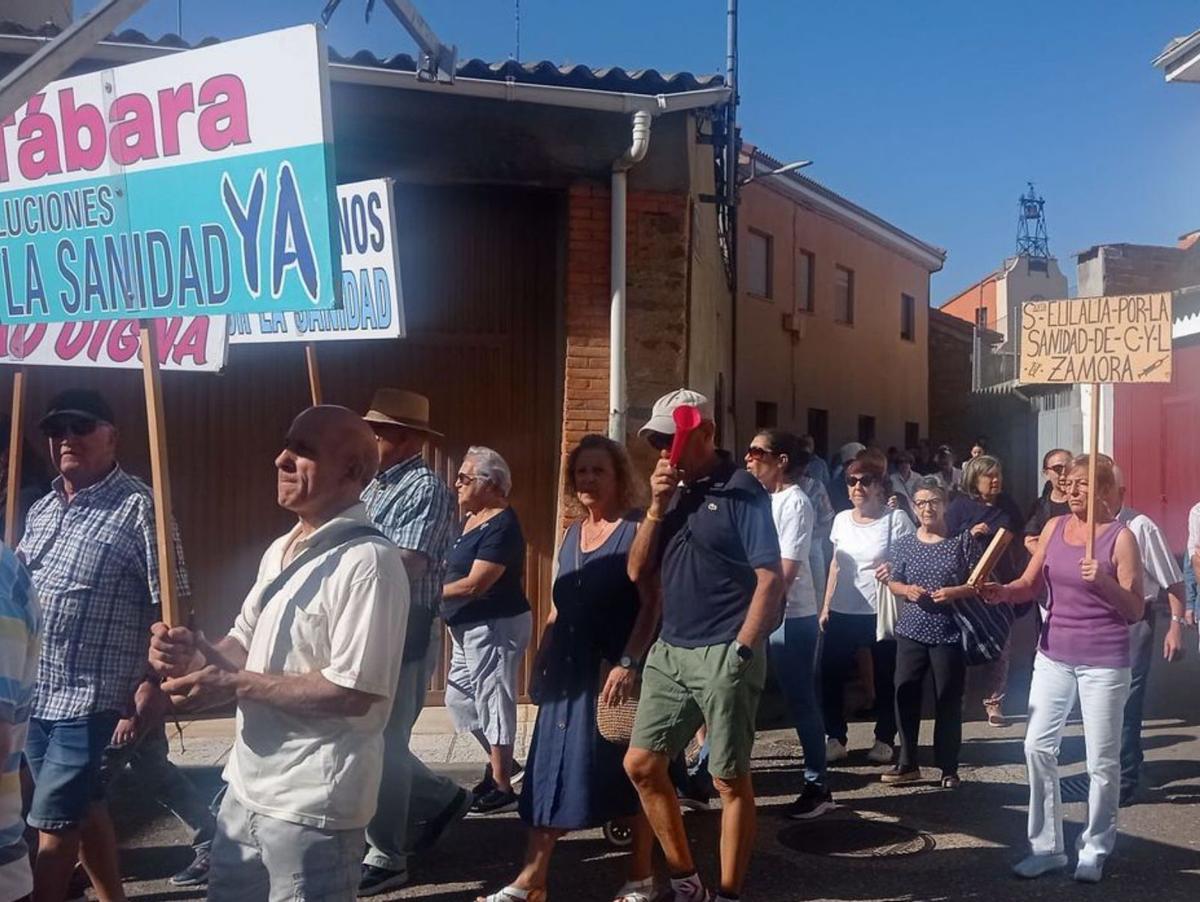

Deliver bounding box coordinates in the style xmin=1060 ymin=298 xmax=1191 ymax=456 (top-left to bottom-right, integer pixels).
xmin=560 ymin=181 xmax=690 ymax=527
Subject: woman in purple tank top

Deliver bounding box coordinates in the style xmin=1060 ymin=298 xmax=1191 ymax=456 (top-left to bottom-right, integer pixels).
xmin=982 ymin=454 xmax=1144 ymax=884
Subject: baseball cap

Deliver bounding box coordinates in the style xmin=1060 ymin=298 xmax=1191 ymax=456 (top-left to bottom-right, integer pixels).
xmin=40 ymin=389 xmax=116 ymax=429
xmin=638 ymin=389 xmax=714 ymax=437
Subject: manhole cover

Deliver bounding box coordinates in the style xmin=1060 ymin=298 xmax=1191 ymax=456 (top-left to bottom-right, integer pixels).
xmin=777 ymin=818 xmax=934 ymax=858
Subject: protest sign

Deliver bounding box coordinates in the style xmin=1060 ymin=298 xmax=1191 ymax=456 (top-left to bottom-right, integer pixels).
xmin=1019 ymin=293 xmax=1173 ymax=385
xmin=0 ymin=316 xmax=225 ymax=371
xmin=1019 ymin=292 xmax=1174 ymax=556
xmin=0 ymin=25 xmax=340 ymax=327
xmin=227 ymin=178 xmax=404 ymax=344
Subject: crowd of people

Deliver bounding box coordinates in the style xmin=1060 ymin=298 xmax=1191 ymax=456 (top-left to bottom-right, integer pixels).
xmin=0 ymin=385 xmax=1190 ymax=901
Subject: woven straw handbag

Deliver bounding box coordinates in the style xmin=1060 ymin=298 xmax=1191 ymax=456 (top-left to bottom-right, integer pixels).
xmin=595 ymin=660 xmax=640 ymax=745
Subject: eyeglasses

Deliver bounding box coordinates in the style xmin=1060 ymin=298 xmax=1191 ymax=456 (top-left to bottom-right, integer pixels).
xmin=1046 ymin=464 xmax=1068 ymax=475
xmin=454 ymin=473 xmax=487 ymax=486
xmin=1063 ymin=479 xmax=1089 ymax=492
xmin=42 ymin=417 xmax=99 ymax=441
xmin=914 ymin=498 xmax=943 ymax=509
xmin=745 ymin=446 xmax=777 ymax=461
xmin=845 ymin=474 xmax=879 ymax=488
xmin=644 ymin=431 xmax=673 ymax=452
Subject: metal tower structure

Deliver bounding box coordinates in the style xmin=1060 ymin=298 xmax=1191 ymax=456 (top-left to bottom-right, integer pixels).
xmin=1016 ymin=181 xmax=1050 ymax=260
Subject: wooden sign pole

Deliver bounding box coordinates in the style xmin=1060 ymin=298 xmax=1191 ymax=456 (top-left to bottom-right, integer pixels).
xmin=139 ymin=321 xmax=183 ymax=627
xmin=4 ymin=368 xmax=26 ymax=544
xmin=1085 ymin=382 xmax=1100 ymax=559
xmin=305 ymin=343 xmax=323 ymax=406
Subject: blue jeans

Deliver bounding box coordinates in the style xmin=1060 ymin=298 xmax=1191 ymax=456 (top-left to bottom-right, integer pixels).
xmin=1186 ymin=562 xmax=1198 ymax=618
xmin=769 ymin=615 xmax=827 ymax=783
xmin=26 ymin=712 xmax=120 ymax=831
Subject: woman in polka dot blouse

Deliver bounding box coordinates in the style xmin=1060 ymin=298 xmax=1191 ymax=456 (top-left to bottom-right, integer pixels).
xmin=884 ymin=477 xmax=982 ymax=788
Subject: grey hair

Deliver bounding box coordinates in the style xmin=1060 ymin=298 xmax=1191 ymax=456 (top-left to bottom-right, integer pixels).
xmin=914 ymin=476 xmax=947 ymax=501
xmin=465 ymin=445 xmax=513 ymax=497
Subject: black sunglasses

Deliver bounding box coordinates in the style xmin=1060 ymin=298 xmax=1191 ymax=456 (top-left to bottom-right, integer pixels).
xmin=845 ymin=474 xmax=879 ymax=488
xmin=42 ymin=417 xmax=99 ymax=441
xmin=1046 ymin=464 xmax=1068 ymax=475
xmin=644 ymin=431 xmax=673 ymax=452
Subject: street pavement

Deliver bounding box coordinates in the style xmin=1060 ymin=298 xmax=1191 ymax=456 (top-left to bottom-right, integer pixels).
xmin=108 ymin=615 xmax=1200 ymax=901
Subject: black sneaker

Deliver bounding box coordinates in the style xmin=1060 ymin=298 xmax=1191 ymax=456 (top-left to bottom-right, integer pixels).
xmin=784 ymin=781 xmax=836 ymax=820
xmin=471 ymin=762 xmax=525 ymax=798
xmin=411 ymin=787 xmax=473 ymax=852
xmin=468 ymin=787 xmax=519 ymax=817
xmin=169 ymin=847 xmax=211 ymax=887
xmin=358 ymin=864 xmax=409 ymax=897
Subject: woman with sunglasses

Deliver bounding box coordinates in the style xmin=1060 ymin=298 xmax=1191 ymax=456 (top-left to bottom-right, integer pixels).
xmin=820 ymin=453 xmax=913 ymax=765
xmin=745 ymin=431 xmax=834 ymax=819
xmin=1024 ymin=449 xmax=1073 ymax=556
xmin=981 ymin=454 xmax=1143 ymax=883
xmin=946 ymin=454 xmax=1027 ymax=727
xmin=443 ymin=446 xmax=533 ymax=816
xmin=884 ymin=478 xmax=980 ymax=788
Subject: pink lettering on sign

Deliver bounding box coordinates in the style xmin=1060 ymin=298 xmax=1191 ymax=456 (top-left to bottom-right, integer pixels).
xmin=0 ymin=318 xmax=211 ymax=368
xmin=0 ymin=74 xmax=252 ymax=184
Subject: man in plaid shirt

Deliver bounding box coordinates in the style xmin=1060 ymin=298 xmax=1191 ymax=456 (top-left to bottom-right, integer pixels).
xmin=358 ymin=389 xmax=467 ymax=897
xmin=17 ymin=389 xmax=188 ymax=902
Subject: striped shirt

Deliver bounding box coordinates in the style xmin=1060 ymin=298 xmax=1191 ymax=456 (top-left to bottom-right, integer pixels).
xmin=0 ymin=546 xmax=39 ymax=902
xmin=18 ymin=465 xmax=189 ymax=721
xmin=361 ymin=456 xmax=456 ymax=661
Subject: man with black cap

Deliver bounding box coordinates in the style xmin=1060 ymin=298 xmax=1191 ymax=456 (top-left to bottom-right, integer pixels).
xmin=18 ymin=389 xmax=189 ymax=902
xmin=624 ymin=389 xmax=784 ymax=902
xmin=357 ymin=389 xmax=469 ymax=897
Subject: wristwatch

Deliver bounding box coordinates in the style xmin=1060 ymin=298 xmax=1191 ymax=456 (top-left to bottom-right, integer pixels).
xmin=618 ymin=654 xmax=641 ymax=670
xmin=1171 ymin=615 xmax=1189 ymax=626
xmin=733 ymin=641 xmax=754 ymax=662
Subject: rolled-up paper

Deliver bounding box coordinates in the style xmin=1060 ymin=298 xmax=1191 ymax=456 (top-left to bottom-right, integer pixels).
xmin=968 ymin=527 xmax=1014 ymax=588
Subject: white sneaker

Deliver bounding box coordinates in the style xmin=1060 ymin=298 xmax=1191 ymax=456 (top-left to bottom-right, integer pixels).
xmin=1074 ymin=860 xmax=1105 ymax=883
xmin=1013 ymin=852 xmax=1069 ymax=879
xmin=825 ymin=737 xmax=848 ymax=763
xmin=867 ymin=740 xmax=894 ymax=764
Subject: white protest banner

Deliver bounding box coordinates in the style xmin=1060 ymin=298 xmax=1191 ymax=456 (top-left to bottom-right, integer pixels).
xmin=0 ymin=316 xmax=226 ymax=371
xmin=0 ymin=25 xmax=340 ymax=326
xmin=227 ymin=178 xmax=404 ymax=343
xmin=1019 ymin=293 xmax=1173 ymax=385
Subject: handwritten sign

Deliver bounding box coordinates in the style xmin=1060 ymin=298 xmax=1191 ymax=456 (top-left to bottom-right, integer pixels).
xmin=0 ymin=26 xmax=339 ymax=325
xmin=1019 ymin=293 xmax=1173 ymax=384
xmin=227 ymin=179 xmax=404 ymax=344
xmin=0 ymin=316 xmax=226 ymax=371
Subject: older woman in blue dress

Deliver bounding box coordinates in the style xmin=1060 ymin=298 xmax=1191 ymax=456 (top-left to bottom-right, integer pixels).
xmin=479 ymin=435 xmax=660 ymax=902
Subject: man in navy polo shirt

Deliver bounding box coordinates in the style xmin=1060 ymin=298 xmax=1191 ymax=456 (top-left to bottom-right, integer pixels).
xmin=625 ymin=389 xmax=784 ymax=902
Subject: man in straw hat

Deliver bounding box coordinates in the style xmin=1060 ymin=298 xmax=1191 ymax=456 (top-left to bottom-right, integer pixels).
xmin=357 ymin=389 xmax=470 ymax=897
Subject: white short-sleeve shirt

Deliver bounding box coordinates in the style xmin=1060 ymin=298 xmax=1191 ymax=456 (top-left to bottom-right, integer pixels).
xmin=1124 ymin=509 xmax=1184 ymax=603
xmin=829 ymin=509 xmax=914 ymax=616
xmin=224 ymin=504 xmax=409 ymax=830
xmin=1186 ymin=502 xmax=1200 ymax=558
xmin=770 ymin=484 xmax=817 ymax=618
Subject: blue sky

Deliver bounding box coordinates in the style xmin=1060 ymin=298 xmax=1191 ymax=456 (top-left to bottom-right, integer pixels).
xmin=80 ymin=0 xmax=1200 ymax=301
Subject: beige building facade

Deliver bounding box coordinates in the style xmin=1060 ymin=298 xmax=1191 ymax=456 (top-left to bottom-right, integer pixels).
xmin=734 ymin=149 xmax=945 ymax=457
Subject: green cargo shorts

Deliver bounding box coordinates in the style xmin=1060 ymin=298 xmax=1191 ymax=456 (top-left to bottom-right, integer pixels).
xmin=629 ymin=638 xmax=767 ymax=780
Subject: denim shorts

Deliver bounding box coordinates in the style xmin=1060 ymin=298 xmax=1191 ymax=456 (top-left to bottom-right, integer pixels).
xmin=25 ymin=712 xmax=120 ymax=831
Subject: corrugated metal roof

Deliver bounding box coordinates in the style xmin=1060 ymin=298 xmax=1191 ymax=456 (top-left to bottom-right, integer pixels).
xmin=0 ymin=19 xmax=723 ymax=95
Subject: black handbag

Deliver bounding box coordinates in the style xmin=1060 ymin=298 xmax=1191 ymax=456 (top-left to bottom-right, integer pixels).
xmin=951 ymin=595 xmax=1014 ymax=665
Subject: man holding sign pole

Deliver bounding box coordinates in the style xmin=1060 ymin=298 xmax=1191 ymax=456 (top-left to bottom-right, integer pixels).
xmin=18 ymin=390 xmax=189 ymax=902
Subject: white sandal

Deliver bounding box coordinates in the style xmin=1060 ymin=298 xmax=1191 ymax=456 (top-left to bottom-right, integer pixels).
xmin=478 ymin=887 xmax=542 ymax=902
xmin=612 ymin=878 xmax=658 ymax=902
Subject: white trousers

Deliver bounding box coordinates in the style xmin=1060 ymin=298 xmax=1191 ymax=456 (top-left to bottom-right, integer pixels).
xmin=1024 ymin=652 xmax=1131 ymax=867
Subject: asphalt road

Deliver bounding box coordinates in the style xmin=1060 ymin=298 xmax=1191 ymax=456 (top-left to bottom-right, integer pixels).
xmin=109 ymin=614 xmax=1200 ymax=901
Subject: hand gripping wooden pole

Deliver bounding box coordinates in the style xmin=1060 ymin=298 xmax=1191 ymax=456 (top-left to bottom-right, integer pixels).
xmin=305 ymin=343 xmax=323 ymax=406
xmin=1085 ymin=382 xmax=1100 ymax=559
xmin=4 ymin=369 xmax=26 ymax=545
xmin=139 ymin=321 xmax=183 ymax=627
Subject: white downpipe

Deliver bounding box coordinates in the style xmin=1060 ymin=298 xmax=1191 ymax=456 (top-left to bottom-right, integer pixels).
xmin=609 ymin=110 xmax=653 ymax=441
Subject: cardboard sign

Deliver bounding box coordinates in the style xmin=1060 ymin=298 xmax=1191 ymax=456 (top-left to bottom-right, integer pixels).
xmin=967 ymin=527 xmax=1014 ymax=588
xmin=0 ymin=26 xmax=339 ymax=326
xmin=227 ymin=179 xmax=404 ymax=344
xmin=1019 ymin=293 xmax=1173 ymax=384
xmin=0 ymin=316 xmax=226 ymax=371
